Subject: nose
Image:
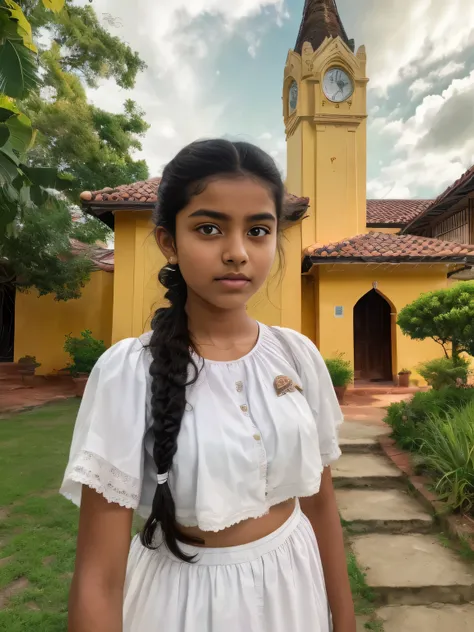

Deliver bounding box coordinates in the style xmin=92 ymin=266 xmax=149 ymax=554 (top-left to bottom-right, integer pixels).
xmin=222 ymin=235 xmax=249 ymax=266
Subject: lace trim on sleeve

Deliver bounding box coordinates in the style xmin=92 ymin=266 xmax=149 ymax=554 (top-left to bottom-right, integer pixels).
xmin=66 ymin=450 xmax=140 ymax=509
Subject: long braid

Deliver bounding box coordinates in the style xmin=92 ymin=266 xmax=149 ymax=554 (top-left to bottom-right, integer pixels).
xmin=140 ymin=264 xmax=200 ymax=561
xmin=140 ymin=138 xmax=286 ymax=561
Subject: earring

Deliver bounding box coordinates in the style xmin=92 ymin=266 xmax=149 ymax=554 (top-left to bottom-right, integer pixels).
xmin=169 ymin=256 xmax=177 ymax=265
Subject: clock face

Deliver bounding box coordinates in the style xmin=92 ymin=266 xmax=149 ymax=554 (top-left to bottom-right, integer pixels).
xmin=289 ymin=80 xmax=298 ymax=113
xmin=323 ymin=67 xmax=354 ymax=103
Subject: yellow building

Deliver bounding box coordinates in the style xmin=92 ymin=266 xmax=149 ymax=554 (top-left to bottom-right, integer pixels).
xmin=10 ymin=0 xmax=474 ymax=382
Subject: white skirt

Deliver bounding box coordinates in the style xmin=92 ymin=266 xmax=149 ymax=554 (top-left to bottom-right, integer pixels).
xmin=123 ymin=503 xmax=332 ymax=632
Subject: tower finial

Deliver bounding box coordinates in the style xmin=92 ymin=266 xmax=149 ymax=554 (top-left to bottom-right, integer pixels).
xmin=294 ymin=0 xmax=354 ymax=55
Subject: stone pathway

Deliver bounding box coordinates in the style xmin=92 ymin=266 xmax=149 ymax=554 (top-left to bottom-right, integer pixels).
xmin=336 ymin=420 xmax=474 ymax=631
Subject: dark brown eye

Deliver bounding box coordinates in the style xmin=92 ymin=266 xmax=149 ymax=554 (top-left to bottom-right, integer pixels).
xmin=197 ymin=224 xmax=220 ymax=236
xmin=248 ymin=227 xmax=270 ymax=237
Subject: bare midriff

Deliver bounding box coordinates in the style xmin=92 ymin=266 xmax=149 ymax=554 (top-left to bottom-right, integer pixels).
xmin=177 ymin=499 xmax=296 ymax=548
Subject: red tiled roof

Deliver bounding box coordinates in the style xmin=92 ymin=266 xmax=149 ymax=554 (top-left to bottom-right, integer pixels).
xmin=366 ymin=199 xmax=433 ymax=226
xmin=430 ymin=164 xmax=474 ymax=209
xmin=81 ymin=179 xmax=310 ymax=229
xmin=80 ymin=177 xmax=162 ymax=205
xmin=81 ymin=180 xmax=432 ymax=228
xmin=304 ymin=232 xmax=474 ymax=264
xmin=404 ymin=164 xmax=474 ymax=233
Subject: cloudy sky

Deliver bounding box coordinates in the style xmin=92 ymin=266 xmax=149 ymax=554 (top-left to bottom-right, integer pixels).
xmin=80 ymin=0 xmax=474 ymax=200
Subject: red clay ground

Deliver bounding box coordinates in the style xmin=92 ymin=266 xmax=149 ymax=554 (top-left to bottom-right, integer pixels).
xmin=0 ymin=376 xmax=76 ymax=415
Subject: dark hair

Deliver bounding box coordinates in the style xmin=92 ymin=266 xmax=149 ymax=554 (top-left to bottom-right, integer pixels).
xmin=140 ymin=139 xmax=285 ymax=561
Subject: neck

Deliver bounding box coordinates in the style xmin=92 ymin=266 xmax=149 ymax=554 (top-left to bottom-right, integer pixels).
xmin=185 ymin=290 xmax=256 ymax=345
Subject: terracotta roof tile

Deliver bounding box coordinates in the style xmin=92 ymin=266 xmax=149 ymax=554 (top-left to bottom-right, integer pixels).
xmin=80 ymin=177 xmax=161 ymax=205
xmin=82 ymin=180 xmax=432 ymax=227
xmin=404 ymin=164 xmax=474 ymax=232
xmin=366 ymin=199 xmax=433 ymax=225
xmin=304 ymin=232 xmax=474 ymax=264
xmin=430 ymin=164 xmax=474 ymax=209
xmin=81 ymin=178 xmax=310 ymax=229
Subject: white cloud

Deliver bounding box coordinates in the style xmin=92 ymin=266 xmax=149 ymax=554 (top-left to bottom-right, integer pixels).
xmin=78 ymin=0 xmax=286 ymax=175
xmin=248 ymin=42 xmax=259 ymax=58
xmin=368 ymin=69 xmax=474 ymax=197
xmin=359 ymin=0 xmax=474 ymax=95
xmin=158 ymin=123 xmax=178 ymax=139
xmin=258 ymin=132 xmax=273 ymax=140
xmin=409 ymin=60 xmax=466 ymax=98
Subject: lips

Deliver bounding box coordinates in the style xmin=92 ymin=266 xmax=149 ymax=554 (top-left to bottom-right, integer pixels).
xmin=215 ymin=274 xmax=251 ymax=289
xmin=217 ymin=274 xmax=250 ymax=282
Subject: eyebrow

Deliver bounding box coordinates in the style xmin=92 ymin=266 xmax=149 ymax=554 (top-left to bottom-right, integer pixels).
xmin=188 ymin=209 xmax=276 ymax=222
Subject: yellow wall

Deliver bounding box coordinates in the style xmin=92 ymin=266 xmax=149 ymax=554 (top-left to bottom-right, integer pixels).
xmin=284 ymin=38 xmax=369 ymax=248
xmin=14 ymin=270 xmax=114 ymax=375
xmin=111 ymin=212 xmax=304 ymax=342
xmin=314 ymin=264 xmax=450 ymax=382
xmin=112 ymin=211 xmax=165 ymax=343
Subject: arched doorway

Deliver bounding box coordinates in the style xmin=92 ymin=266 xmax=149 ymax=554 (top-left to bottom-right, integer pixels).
xmin=353 ymin=290 xmax=393 ymax=382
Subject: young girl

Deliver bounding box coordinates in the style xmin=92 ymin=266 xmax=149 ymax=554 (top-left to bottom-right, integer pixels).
xmin=61 ymin=139 xmax=356 ymax=632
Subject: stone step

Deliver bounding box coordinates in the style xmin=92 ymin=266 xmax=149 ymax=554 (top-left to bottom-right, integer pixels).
xmin=340 ymin=438 xmax=381 ymax=454
xmin=339 ymin=421 xmax=390 ymax=453
xmin=332 ymin=453 xmax=404 ymax=490
xmin=352 ymin=533 xmax=474 ymax=606
xmin=336 ymin=489 xmax=434 ymax=534
xmin=377 ymin=604 xmax=474 ymax=632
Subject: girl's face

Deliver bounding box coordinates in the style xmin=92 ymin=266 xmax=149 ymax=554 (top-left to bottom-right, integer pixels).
xmin=158 ymin=177 xmax=278 ymax=311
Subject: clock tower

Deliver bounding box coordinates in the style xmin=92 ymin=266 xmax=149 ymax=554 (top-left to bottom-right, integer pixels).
xmin=283 ymin=0 xmax=368 ymax=246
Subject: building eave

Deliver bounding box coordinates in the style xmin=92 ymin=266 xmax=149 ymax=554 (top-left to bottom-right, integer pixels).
xmin=302 ymin=256 xmax=474 ymax=274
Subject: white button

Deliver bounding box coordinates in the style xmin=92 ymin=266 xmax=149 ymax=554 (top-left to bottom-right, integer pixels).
xmin=236 ymin=381 xmax=243 ymax=393
xmin=240 ymin=404 xmax=248 ymax=413
xmin=253 ymin=434 xmax=261 ymax=441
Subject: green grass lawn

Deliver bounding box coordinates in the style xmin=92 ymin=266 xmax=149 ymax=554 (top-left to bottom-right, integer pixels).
xmin=0 ymin=400 xmax=378 ymax=631
xmin=0 ymin=400 xmax=81 ymax=631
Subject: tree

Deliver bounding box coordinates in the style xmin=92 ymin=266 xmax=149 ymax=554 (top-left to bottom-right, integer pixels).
xmin=1 ymin=196 xmax=110 ymax=300
xmin=397 ymin=283 xmax=474 ymax=359
xmin=20 ymin=1 xmax=150 ymax=203
xmin=0 ymin=0 xmax=148 ymax=299
xmin=24 ymin=1 xmax=145 ymax=89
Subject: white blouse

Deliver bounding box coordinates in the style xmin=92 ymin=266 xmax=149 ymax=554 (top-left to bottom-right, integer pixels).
xmin=60 ymin=324 xmax=343 ymax=532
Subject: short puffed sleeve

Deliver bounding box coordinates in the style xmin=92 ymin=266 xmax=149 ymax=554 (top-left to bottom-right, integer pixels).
xmin=59 ymin=337 xmax=149 ymax=509
xmin=277 ymin=328 xmax=344 ymax=466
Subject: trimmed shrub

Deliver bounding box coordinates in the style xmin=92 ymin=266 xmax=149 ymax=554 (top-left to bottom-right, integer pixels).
xmin=385 ymin=387 xmax=474 ymax=451
xmin=325 ymin=354 xmax=354 ymax=388
xmin=418 ymin=356 xmax=471 ymax=390
xmin=64 ymin=330 xmax=107 ymax=375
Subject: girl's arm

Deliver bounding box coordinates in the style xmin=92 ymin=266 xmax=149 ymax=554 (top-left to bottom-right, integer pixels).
xmin=68 ymin=485 xmax=134 ymax=632
xmin=300 ymin=467 xmax=356 ymax=632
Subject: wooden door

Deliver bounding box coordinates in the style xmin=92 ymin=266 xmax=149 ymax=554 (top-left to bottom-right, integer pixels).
xmin=354 ymin=290 xmax=392 ymax=381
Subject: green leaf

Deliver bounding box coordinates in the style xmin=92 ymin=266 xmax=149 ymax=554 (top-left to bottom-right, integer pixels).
xmin=30 ymin=184 xmax=47 ymax=207
xmin=0 ymin=147 xmax=19 ymax=184
xmin=0 ymin=106 xmax=16 ymax=122
xmin=0 ymin=139 xmax=20 ymax=165
xmin=4 ymin=0 xmax=38 ymax=53
xmin=21 ymin=165 xmax=74 ymax=191
xmin=0 ymin=95 xmax=19 ymax=113
xmin=0 ymin=122 xmax=11 ymax=147
xmin=5 ymin=111 xmax=34 ymax=154
xmin=41 ymin=0 xmax=65 ymax=13
xmin=0 ymin=38 xmax=38 ymax=99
